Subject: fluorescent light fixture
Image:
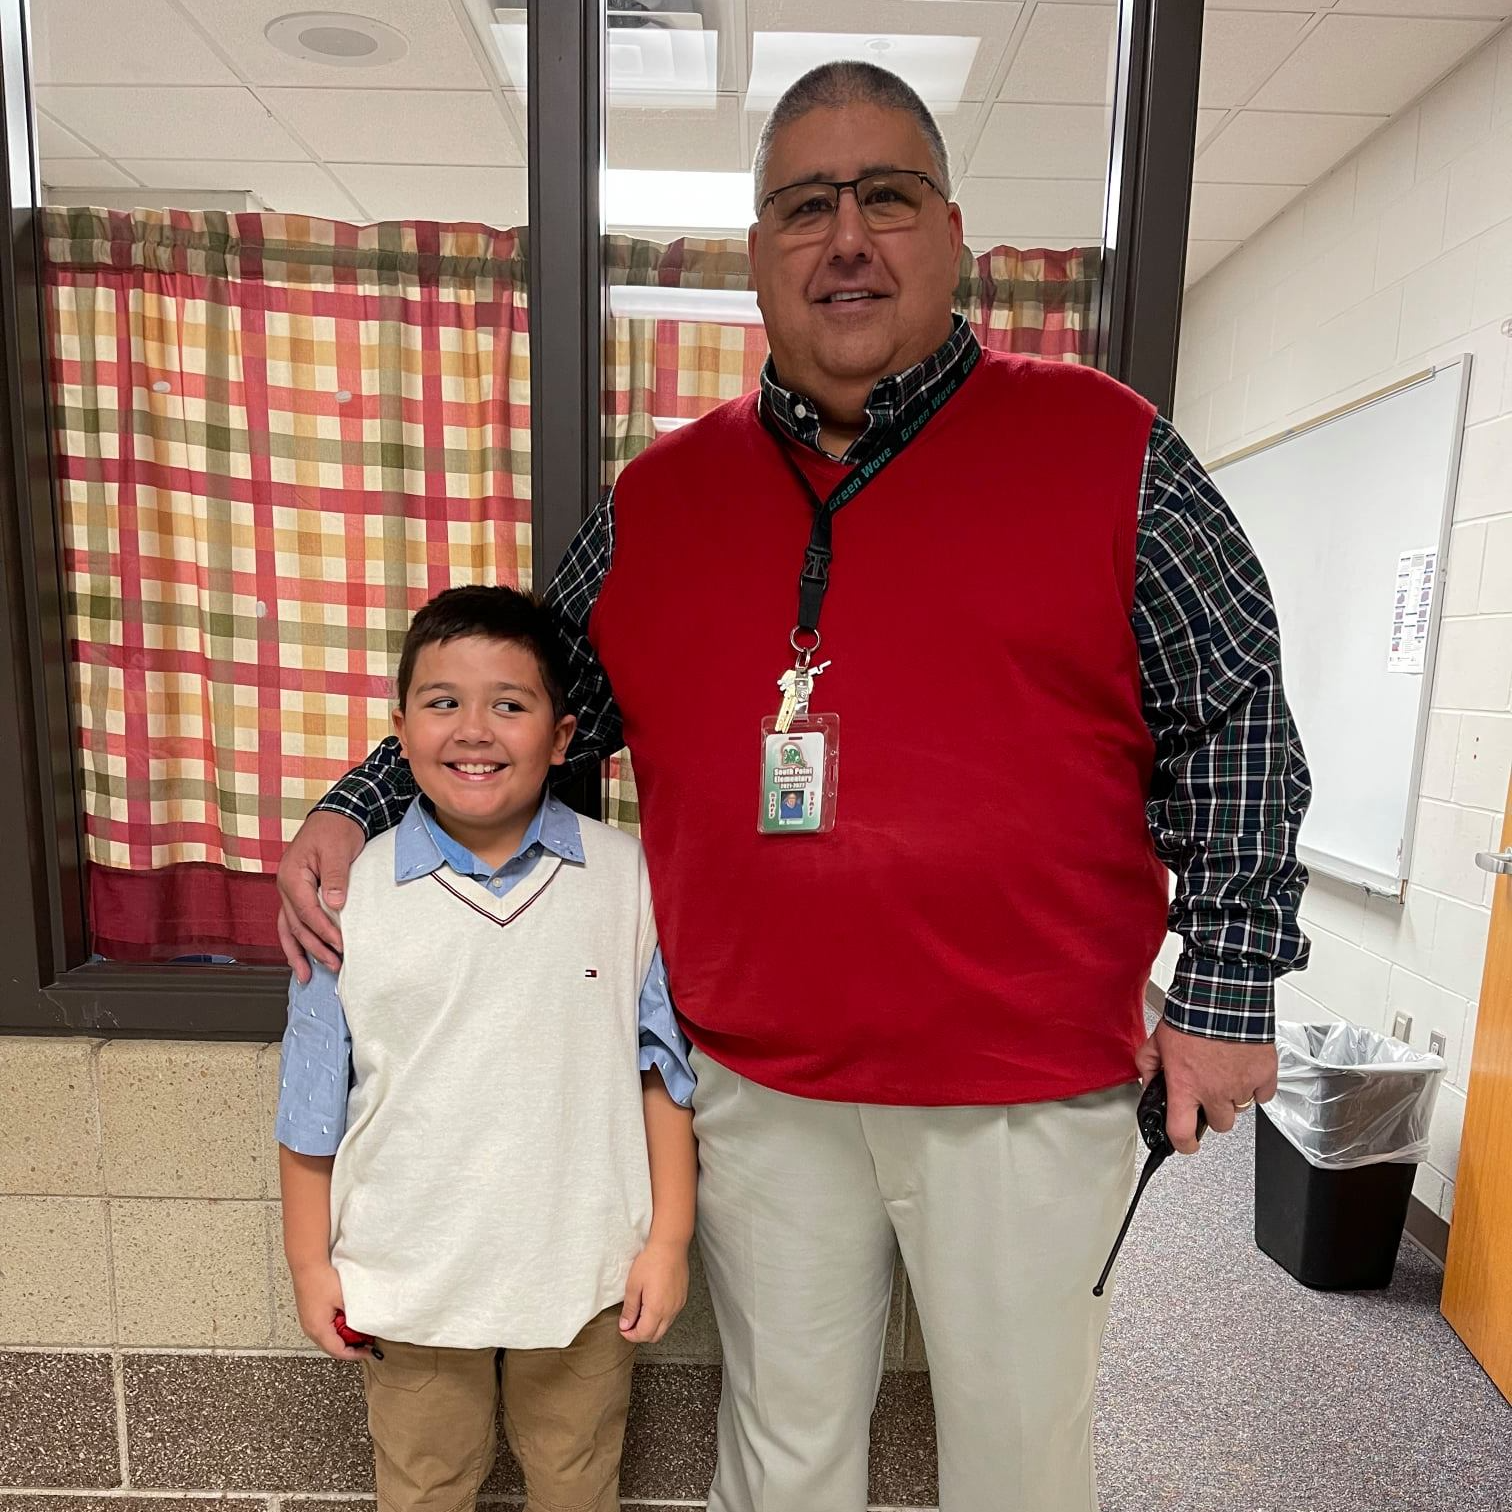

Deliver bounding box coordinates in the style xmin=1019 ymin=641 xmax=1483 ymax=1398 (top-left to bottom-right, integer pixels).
xmin=747 ymin=33 xmax=979 ymax=113
xmin=606 ymin=169 xmax=753 ymax=232
xmin=490 ymin=8 xmax=717 ymax=100
xmin=609 ymin=285 xmax=761 ymax=325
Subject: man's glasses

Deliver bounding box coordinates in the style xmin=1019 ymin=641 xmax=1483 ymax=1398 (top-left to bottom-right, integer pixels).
xmin=758 ymin=171 xmax=943 ymax=239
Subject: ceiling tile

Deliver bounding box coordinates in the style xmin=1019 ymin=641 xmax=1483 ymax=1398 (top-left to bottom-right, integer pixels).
xmin=1188 ymin=180 xmax=1300 ymax=240
xmin=1196 ymin=108 xmax=1229 ymax=152
xmin=118 ymin=160 xmax=366 ymax=221
xmin=331 ymin=163 xmax=528 ymax=226
xmin=176 ymin=0 xmax=489 ymax=89
xmin=1185 ymin=239 xmax=1241 ymax=286
xmin=1001 ymin=5 xmax=1118 ymax=106
xmin=262 ymin=89 xmax=520 ymax=167
xmin=1331 ymin=0 xmax=1511 ymax=16
xmin=747 ymin=0 xmax=1023 ymax=104
xmin=1198 ymin=10 xmax=1310 ymax=110
xmin=1195 ymin=111 xmax=1384 ymax=185
xmin=955 ymin=176 xmax=1106 ymax=243
xmin=1249 ymin=16 xmax=1500 ymax=114
xmin=40 ymin=158 xmax=136 ymax=190
xmin=610 ymin=96 xmax=744 ymax=172
xmin=499 ymin=87 xmax=527 ymax=147
xmin=30 ymin=0 xmax=238 ymax=85
xmin=35 ymin=85 xmax=310 ymax=161
xmin=35 ymin=110 xmax=97 ymax=158
xmin=970 ymin=104 xmax=1112 ymax=180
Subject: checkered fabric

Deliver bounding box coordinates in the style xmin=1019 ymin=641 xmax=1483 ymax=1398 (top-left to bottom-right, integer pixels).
xmin=43 ymin=208 xmax=531 ymax=880
xmin=596 ymin=236 xmax=1100 ymax=827
xmin=43 ymin=212 xmax=1097 ymax=950
xmin=955 ymin=244 xmax=1102 ymax=358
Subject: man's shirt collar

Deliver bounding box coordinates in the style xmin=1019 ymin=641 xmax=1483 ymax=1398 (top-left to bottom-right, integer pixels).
xmin=394 ymin=791 xmax=585 ymax=883
xmin=758 ymin=313 xmax=978 ymax=466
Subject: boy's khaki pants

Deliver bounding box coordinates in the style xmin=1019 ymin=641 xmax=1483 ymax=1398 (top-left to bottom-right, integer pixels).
xmin=362 ymin=1304 xmax=636 ymax=1512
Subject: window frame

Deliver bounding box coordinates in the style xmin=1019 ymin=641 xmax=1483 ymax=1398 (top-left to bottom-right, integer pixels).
xmin=0 ymin=0 xmax=1199 ymax=1038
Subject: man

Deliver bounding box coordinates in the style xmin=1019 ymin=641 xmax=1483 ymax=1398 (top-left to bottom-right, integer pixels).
xmin=278 ymin=62 xmax=1309 ymax=1512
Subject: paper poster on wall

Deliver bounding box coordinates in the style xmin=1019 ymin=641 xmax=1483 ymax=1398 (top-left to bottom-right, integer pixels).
xmin=1387 ymin=547 xmax=1437 ymax=674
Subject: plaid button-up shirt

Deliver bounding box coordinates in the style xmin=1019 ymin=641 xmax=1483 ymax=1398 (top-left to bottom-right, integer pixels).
xmin=320 ymin=319 xmax=1311 ymax=1045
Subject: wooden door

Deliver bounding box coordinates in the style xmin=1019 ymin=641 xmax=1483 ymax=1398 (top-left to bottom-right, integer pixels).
xmin=1442 ymin=771 xmax=1512 ymax=1402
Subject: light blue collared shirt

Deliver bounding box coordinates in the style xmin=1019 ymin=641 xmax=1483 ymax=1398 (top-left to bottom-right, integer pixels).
xmin=275 ymin=793 xmax=695 ymax=1156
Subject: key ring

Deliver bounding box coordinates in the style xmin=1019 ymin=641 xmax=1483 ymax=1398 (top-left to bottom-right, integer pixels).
xmin=790 ymin=626 xmax=822 ymax=667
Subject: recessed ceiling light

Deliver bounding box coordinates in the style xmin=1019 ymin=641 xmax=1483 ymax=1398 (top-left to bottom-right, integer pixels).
xmin=265 ymin=12 xmax=410 ymax=68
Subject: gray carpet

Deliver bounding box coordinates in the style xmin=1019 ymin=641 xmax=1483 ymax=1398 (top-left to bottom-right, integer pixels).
xmin=1093 ymin=1112 xmax=1512 ymax=1512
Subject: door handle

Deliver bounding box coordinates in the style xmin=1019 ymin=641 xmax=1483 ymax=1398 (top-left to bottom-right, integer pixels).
xmin=1475 ymin=849 xmax=1512 ymax=875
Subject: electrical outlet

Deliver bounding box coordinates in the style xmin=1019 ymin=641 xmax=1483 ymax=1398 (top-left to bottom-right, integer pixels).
xmin=1429 ymin=1030 xmax=1447 ymax=1058
xmin=1391 ymin=1011 xmax=1412 ymax=1042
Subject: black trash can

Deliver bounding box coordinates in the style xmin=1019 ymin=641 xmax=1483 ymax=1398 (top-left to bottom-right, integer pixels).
xmin=1254 ymin=1106 xmax=1416 ymax=1289
xmin=1254 ymin=1021 xmax=1445 ymax=1291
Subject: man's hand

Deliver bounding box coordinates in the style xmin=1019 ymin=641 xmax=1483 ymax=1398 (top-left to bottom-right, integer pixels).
xmin=275 ymin=812 xmax=364 ymax=982
xmin=1135 ymin=1017 xmax=1278 ymax=1155
xmin=619 ymin=1238 xmax=689 ymax=1345
xmin=290 ymin=1260 xmax=369 ymax=1361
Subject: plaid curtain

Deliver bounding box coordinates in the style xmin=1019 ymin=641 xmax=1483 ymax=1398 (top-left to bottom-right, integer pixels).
xmin=957 ymin=244 xmax=1102 ymax=357
xmin=600 ymin=234 xmax=1102 ymax=829
xmin=43 ymin=208 xmax=531 ymax=961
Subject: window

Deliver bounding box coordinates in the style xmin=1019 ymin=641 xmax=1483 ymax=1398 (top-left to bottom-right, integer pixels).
xmin=0 ymin=0 xmax=1201 ymax=1035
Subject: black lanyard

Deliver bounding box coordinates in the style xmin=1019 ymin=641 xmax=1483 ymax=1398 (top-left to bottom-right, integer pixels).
xmin=759 ymin=341 xmax=979 ymax=640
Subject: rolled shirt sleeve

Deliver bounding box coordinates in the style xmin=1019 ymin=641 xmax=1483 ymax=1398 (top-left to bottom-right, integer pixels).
xmin=274 ymin=960 xmax=353 ymax=1156
xmin=1134 ymin=417 xmax=1312 ymax=1043
xmin=637 ymin=946 xmax=695 ymax=1107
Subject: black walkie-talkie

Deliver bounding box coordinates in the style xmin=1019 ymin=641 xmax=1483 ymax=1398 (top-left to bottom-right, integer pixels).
xmin=1091 ymin=1072 xmax=1207 ymax=1296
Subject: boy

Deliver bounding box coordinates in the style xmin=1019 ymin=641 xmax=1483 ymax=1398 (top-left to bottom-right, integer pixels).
xmin=276 ymin=586 xmax=696 ymax=1512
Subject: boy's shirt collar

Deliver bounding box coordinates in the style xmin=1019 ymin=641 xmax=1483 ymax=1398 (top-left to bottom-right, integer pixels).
xmin=394 ymin=791 xmax=585 ymax=883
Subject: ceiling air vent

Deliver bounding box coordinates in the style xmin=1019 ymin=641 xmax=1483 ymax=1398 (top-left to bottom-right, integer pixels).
xmin=608 ymin=0 xmax=703 ymax=31
xmin=489 ymin=4 xmax=716 ymax=99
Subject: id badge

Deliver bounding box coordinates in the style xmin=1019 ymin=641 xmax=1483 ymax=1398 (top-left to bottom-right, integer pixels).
xmin=758 ymin=714 xmax=839 ymax=834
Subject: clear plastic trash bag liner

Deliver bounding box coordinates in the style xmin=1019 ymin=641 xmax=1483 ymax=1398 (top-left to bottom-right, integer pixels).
xmin=1265 ymin=1020 xmax=1446 ymax=1171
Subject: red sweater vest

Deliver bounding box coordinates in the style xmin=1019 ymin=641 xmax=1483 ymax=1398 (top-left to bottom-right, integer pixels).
xmin=591 ymin=351 xmax=1167 ymax=1105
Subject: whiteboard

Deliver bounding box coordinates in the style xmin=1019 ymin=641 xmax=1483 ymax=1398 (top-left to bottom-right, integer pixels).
xmin=1209 ymin=359 xmax=1470 ymax=896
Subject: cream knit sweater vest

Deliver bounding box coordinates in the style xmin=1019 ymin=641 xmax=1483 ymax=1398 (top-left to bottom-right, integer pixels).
xmin=330 ymin=816 xmax=657 ymax=1349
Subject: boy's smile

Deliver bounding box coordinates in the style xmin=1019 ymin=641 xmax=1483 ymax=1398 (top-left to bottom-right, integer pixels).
xmin=392 ymin=635 xmax=576 ymax=868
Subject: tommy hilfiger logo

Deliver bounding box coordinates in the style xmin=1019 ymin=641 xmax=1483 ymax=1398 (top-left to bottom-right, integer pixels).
xmin=584 ymin=969 xmax=598 ymax=978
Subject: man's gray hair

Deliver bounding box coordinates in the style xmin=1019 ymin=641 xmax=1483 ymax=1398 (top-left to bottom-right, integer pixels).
xmin=752 ymin=61 xmax=952 ymax=212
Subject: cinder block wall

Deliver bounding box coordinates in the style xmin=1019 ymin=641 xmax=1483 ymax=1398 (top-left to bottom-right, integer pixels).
xmin=0 ymin=1036 xmax=935 ymax=1506
xmin=1157 ymin=22 xmax=1512 ymax=1233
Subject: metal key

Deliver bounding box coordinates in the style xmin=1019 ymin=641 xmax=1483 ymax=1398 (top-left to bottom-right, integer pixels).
xmin=774 ymin=667 xmax=801 ymax=734
xmin=793 ymin=659 xmax=831 ymax=722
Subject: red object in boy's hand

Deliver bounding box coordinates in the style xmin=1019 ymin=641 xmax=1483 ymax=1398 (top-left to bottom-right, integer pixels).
xmin=332 ymin=1309 xmax=382 ymax=1357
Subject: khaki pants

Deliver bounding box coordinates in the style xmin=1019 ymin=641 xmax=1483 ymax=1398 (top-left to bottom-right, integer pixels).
xmin=362 ymin=1303 xmax=636 ymax=1512
xmin=691 ymin=1048 xmax=1140 ymax=1512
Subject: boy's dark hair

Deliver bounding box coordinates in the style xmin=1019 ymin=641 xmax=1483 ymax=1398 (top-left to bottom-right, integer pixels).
xmin=396 ymin=585 xmax=573 ymax=718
